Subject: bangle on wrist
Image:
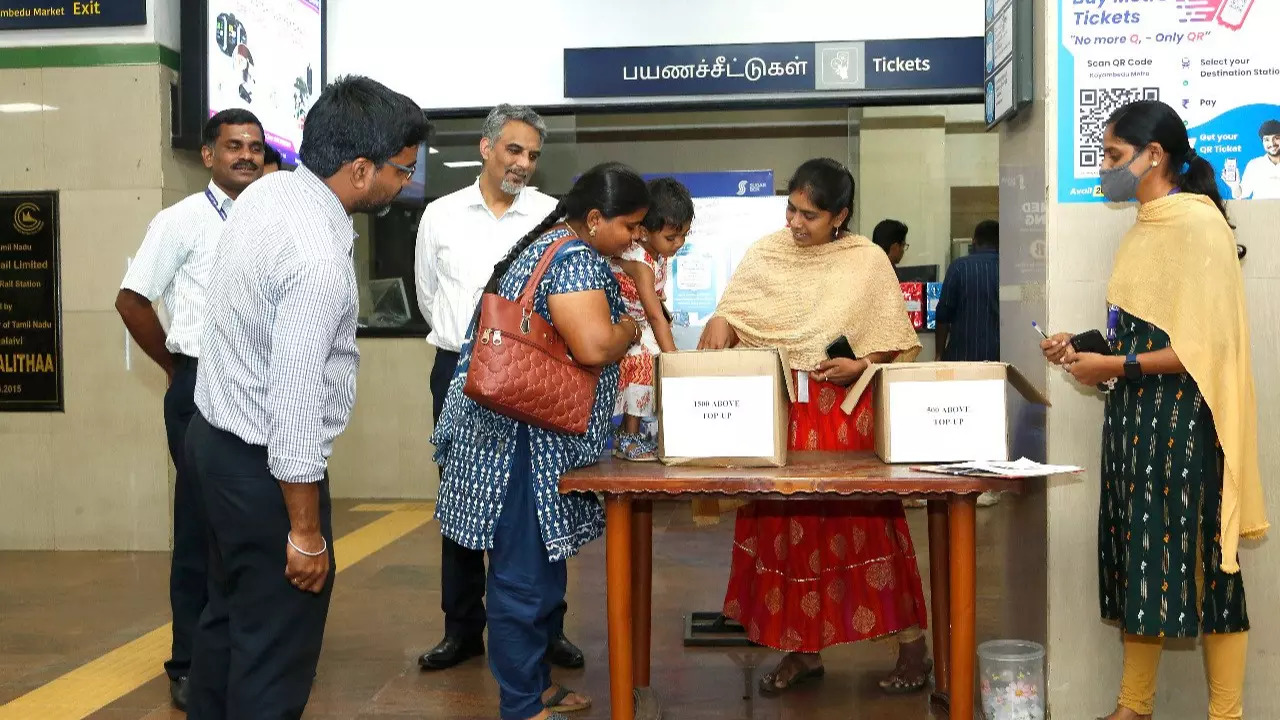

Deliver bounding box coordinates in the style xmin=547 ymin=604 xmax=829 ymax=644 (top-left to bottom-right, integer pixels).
xmin=288 ymin=532 xmax=327 ymax=557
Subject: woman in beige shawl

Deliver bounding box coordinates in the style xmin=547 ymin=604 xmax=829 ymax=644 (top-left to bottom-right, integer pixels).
xmin=699 ymin=158 xmax=932 ymax=695
xmin=1042 ymin=100 xmax=1266 ymax=720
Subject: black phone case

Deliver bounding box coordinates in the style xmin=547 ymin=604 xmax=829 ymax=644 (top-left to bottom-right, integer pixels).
xmin=1070 ymin=329 xmax=1111 ymax=355
xmin=825 ymin=336 xmax=858 ymax=361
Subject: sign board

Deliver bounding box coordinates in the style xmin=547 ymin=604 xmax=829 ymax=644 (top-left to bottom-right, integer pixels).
xmin=644 ymin=170 xmax=773 ymax=198
xmin=0 ymin=192 xmax=63 ymax=412
xmin=660 ymin=375 xmax=776 ymax=459
xmin=565 ymin=38 xmax=984 ymax=99
xmin=1057 ymin=0 xmax=1280 ymax=202
xmin=984 ymin=0 xmax=1034 ymax=128
xmin=0 ymin=0 xmax=145 ymax=30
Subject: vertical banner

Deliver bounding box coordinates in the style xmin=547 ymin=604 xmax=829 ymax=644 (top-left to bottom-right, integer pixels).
xmin=657 ymin=171 xmax=782 ymax=350
xmin=1058 ymin=0 xmax=1280 ymax=202
xmin=0 ymin=192 xmax=63 ymax=412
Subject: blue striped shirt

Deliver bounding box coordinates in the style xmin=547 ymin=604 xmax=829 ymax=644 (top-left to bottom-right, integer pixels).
xmin=936 ymin=248 xmax=999 ymax=362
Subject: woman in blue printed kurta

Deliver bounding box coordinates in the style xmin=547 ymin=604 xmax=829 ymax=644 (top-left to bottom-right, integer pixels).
xmin=432 ymin=163 xmax=650 ymax=720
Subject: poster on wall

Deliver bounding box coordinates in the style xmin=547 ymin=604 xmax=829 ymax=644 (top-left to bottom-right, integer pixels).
xmin=0 ymin=192 xmax=63 ymax=412
xmin=1058 ymin=0 xmax=1279 ymax=202
xmin=207 ymin=0 xmax=323 ymax=167
xmin=657 ymin=172 xmax=785 ymax=350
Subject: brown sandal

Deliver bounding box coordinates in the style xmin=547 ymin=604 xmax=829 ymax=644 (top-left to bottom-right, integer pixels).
xmin=543 ymin=685 xmax=591 ymax=713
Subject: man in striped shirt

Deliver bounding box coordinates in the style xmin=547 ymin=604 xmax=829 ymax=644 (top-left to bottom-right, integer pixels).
xmin=936 ymin=219 xmax=1000 ymax=362
xmin=185 ymin=76 xmax=428 ymax=719
xmin=116 ymin=108 xmax=265 ymax=712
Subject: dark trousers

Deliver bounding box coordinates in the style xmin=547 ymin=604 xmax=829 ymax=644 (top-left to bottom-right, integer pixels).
xmin=432 ymin=348 xmax=567 ymax=642
xmin=185 ymin=413 xmax=334 ymax=720
xmin=164 ymin=354 xmax=206 ymax=681
xmin=488 ymin=426 xmax=567 ymax=720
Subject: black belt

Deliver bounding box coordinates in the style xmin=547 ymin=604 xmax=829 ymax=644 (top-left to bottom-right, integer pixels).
xmin=173 ymin=353 xmax=198 ymax=368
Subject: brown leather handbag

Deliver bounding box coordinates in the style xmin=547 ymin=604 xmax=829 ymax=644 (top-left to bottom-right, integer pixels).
xmin=463 ymin=234 xmax=601 ymax=435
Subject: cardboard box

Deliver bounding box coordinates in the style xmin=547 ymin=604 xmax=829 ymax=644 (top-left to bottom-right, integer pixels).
xmin=656 ymin=348 xmax=796 ymax=467
xmin=840 ymin=362 xmax=1049 ymax=464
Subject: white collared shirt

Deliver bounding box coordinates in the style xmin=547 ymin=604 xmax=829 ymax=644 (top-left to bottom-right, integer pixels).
xmin=195 ymin=165 xmax=360 ymax=485
xmin=414 ymin=179 xmax=558 ymax=352
xmin=1239 ymin=155 xmax=1280 ymax=199
xmin=120 ymin=181 xmax=232 ymax=357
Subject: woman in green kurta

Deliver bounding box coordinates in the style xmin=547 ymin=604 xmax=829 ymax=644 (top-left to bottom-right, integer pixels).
xmin=1098 ymin=312 xmax=1246 ymax=639
xmin=1042 ymin=99 xmax=1266 ymax=720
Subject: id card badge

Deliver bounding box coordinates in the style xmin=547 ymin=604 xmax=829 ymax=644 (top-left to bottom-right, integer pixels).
xmin=796 ymin=371 xmax=810 ymax=403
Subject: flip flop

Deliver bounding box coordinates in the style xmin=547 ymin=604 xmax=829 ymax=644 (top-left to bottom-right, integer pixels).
xmin=758 ymin=664 xmax=825 ymax=696
xmin=878 ymin=658 xmax=934 ymax=695
xmin=544 ymin=685 xmax=592 ymax=713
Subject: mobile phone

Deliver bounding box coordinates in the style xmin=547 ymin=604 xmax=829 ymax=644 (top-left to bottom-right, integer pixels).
xmin=1069 ymin=329 xmax=1111 ymax=356
xmin=825 ymin=336 xmax=858 ymax=361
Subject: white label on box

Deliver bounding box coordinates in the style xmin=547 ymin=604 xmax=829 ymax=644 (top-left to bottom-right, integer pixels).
xmin=887 ymin=379 xmax=1007 ymax=461
xmin=661 ymin=375 xmax=775 ymax=458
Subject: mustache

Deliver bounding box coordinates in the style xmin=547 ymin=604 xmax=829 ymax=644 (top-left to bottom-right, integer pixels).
xmin=504 ymin=167 xmax=528 ymax=179
xmin=232 ymin=161 xmax=259 ymax=171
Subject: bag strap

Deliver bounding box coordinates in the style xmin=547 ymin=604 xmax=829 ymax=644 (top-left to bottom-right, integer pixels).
xmin=516 ymin=229 xmax=579 ymax=307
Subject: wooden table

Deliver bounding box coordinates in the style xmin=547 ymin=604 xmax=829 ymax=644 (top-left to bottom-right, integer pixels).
xmin=560 ymin=452 xmax=1026 ymax=720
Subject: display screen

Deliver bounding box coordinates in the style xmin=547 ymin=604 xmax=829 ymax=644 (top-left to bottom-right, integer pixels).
xmin=207 ymin=0 xmax=323 ymax=167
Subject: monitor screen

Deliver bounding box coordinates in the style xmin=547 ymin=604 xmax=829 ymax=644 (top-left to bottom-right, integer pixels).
xmin=206 ymin=0 xmax=323 ymax=167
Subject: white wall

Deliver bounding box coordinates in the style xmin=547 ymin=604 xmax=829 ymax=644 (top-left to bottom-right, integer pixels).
xmin=327 ymin=0 xmax=984 ymax=110
xmin=0 ymin=0 xmax=181 ymax=50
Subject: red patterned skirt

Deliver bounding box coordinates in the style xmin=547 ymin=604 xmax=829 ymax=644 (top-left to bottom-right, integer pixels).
xmin=721 ymin=374 xmax=928 ymax=652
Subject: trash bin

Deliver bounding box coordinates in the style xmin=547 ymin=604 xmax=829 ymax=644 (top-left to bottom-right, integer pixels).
xmin=978 ymin=639 xmax=1046 ymax=720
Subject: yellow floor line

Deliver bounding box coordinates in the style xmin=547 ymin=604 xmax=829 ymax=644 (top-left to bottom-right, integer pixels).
xmin=0 ymin=507 xmax=434 ymax=720
xmin=350 ymin=501 xmax=435 ymax=513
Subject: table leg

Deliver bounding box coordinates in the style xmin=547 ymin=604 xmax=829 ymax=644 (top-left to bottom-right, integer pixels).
xmin=606 ymin=495 xmax=635 ymax=720
xmin=927 ymin=499 xmax=952 ymax=709
xmin=631 ymin=500 xmax=653 ymax=687
xmin=948 ymin=494 xmax=978 ymax=719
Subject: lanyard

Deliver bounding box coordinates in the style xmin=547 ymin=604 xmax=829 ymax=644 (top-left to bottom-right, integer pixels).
xmin=1106 ymin=305 xmax=1119 ymax=342
xmin=204 ymin=188 xmax=228 ymax=221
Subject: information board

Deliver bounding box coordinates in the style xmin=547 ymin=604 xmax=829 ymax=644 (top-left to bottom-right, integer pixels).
xmin=0 ymin=192 xmax=63 ymax=412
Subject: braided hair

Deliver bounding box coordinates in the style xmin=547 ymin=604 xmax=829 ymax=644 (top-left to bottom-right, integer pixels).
xmin=1107 ymin=100 xmax=1245 ymax=259
xmin=482 ymin=162 xmax=649 ymax=293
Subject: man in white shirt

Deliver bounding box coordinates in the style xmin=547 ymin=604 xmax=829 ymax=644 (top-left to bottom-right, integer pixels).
xmin=186 ymin=75 xmax=428 ymax=719
xmin=115 ymin=108 xmax=265 ymax=712
xmin=414 ymin=105 xmax=585 ymax=673
xmin=1227 ymin=119 xmax=1280 ymax=200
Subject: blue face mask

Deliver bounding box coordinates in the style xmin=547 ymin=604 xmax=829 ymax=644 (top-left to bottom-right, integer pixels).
xmin=1099 ymin=150 xmax=1152 ymax=202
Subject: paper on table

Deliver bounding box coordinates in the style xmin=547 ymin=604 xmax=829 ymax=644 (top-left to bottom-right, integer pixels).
xmin=887 ymin=379 xmax=1007 ymax=462
xmin=661 ymin=375 xmax=775 ymax=458
xmin=915 ymin=457 xmax=1083 ymax=478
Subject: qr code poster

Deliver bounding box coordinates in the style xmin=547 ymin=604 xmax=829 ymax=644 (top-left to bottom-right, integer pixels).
xmin=1058 ymin=0 xmax=1280 ymax=203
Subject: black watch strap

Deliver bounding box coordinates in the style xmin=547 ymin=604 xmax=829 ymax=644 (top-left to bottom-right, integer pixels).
xmin=1124 ymin=354 xmax=1142 ymax=382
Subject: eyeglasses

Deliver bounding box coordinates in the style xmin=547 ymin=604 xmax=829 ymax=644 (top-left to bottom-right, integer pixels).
xmin=386 ymin=160 xmax=416 ymax=178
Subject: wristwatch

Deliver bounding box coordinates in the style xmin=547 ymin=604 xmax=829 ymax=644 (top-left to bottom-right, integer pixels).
xmin=1123 ymin=353 xmax=1143 ymax=382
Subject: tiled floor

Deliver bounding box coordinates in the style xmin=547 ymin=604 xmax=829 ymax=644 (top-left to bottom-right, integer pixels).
xmin=0 ymin=499 xmax=1029 ymax=719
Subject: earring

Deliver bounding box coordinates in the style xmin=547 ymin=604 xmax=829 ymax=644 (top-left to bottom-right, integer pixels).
xmin=831 ymin=227 xmax=839 ymax=238
xmin=589 ymin=226 xmax=597 ymax=237
xmin=1153 ymin=160 xmax=1159 ymax=167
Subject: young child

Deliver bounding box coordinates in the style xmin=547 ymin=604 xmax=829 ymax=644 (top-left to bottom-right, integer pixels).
xmin=610 ymin=177 xmax=694 ymax=461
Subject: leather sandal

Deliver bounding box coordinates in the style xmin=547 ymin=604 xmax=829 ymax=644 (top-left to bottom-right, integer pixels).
xmin=543 ymin=685 xmax=592 ymax=713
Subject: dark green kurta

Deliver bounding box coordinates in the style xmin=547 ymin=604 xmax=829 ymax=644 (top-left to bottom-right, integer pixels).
xmin=1098 ymin=309 xmax=1249 ymax=638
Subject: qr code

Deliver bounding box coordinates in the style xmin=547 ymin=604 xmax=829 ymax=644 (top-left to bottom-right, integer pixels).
xmin=1077 ymin=87 xmax=1160 ymax=170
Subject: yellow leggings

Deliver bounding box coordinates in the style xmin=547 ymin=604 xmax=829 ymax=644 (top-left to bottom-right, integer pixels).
xmin=1118 ymin=632 xmax=1248 ymax=719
